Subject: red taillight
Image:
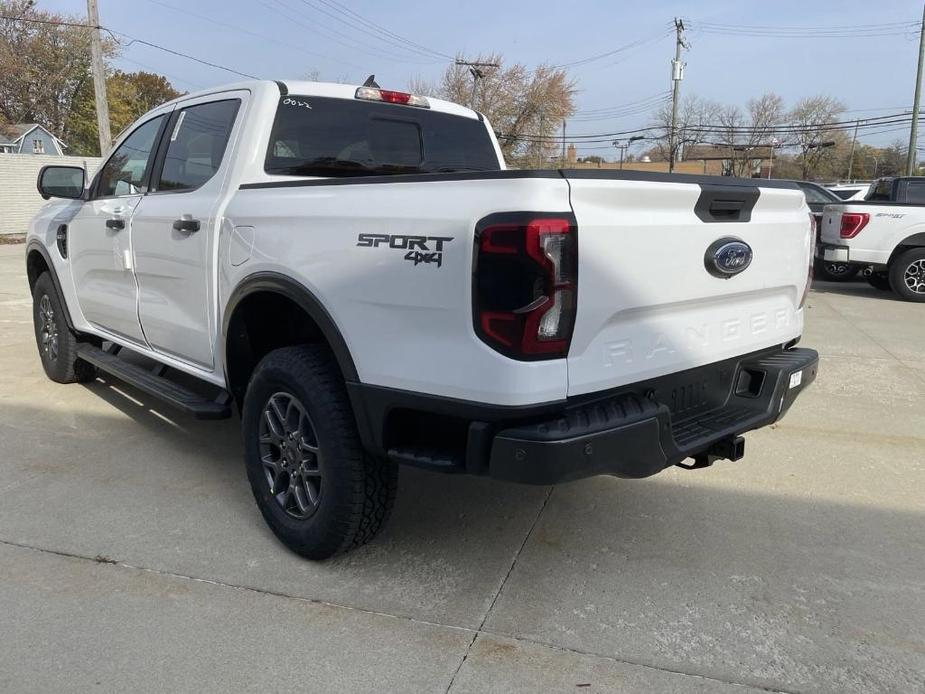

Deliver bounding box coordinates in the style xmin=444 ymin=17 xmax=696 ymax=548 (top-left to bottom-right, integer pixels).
xmin=474 ymin=215 xmax=577 ymax=360
xmin=839 ymin=212 xmax=869 ymax=239
xmin=354 ymin=86 xmax=430 ymax=108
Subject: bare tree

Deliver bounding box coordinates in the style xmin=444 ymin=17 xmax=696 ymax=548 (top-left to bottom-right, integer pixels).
xmin=790 ymin=95 xmax=846 ymax=179
xmin=707 ymin=93 xmax=784 ymax=176
xmin=649 ymin=94 xmax=721 ymax=163
xmin=410 ymin=54 xmax=576 ymax=166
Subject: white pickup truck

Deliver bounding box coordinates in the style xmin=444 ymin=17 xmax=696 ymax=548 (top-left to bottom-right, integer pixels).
xmin=27 ymin=80 xmax=818 ymax=559
xmin=819 ymin=176 xmax=925 ymax=301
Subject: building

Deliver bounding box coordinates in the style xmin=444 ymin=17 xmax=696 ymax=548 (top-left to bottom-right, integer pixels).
xmin=0 ymin=123 xmax=67 ymax=156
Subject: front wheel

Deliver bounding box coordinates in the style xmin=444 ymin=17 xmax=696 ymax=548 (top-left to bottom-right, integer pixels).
xmin=889 ymin=248 xmax=925 ymax=302
xmin=242 ymin=345 xmax=397 ymax=559
xmin=31 ymin=273 xmax=96 ymax=383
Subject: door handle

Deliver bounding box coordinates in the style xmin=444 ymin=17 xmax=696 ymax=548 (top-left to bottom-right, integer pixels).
xmin=173 ymin=218 xmax=201 ymax=233
xmin=106 ymin=218 xmax=125 ymax=230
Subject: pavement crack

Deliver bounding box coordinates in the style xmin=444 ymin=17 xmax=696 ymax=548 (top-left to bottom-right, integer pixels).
xmin=0 ymin=537 xmax=474 ymax=636
xmin=444 ymin=486 xmax=555 ymax=694
xmin=477 ymin=628 xmax=801 ymax=694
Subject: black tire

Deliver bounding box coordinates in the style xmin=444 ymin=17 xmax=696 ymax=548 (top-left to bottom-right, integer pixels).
xmin=867 ymin=272 xmax=892 ymax=292
xmin=31 ymin=273 xmax=96 ymax=384
xmin=814 ymin=262 xmax=860 ymax=282
xmin=242 ymin=345 xmax=397 ymax=560
xmin=888 ymin=248 xmax=925 ymax=302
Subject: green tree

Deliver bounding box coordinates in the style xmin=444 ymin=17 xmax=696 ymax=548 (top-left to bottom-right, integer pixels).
xmin=0 ymin=0 xmax=114 ymax=139
xmin=66 ymin=70 xmax=183 ymax=155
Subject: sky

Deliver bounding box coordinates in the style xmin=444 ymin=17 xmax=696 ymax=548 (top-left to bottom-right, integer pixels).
xmin=41 ymin=0 xmax=925 ymax=156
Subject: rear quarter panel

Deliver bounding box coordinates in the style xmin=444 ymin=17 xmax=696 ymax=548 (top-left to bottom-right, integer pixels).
xmin=221 ymin=176 xmax=572 ymax=406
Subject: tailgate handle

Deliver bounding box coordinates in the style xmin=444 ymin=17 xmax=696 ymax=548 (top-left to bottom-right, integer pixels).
xmin=708 ymin=199 xmax=745 ymax=220
xmin=695 ymin=185 xmax=760 ymax=223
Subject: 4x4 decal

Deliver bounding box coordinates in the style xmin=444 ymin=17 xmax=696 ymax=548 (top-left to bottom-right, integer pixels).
xmin=356 ymin=233 xmax=453 ymax=268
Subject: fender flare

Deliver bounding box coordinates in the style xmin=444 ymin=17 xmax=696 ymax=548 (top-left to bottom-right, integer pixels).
xmin=898 ymin=231 xmax=925 ymax=247
xmin=221 ymin=272 xmax=359 ymax=383
xmin=25 ymin=241 xmax=75 ymax=331
xmin=889 ymin=231 xmax=925 ymax=266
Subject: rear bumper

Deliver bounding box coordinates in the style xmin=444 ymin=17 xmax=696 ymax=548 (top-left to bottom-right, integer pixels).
xmin=489 ymin=347 xmax=817 ymax=484
xmin=349 ymin=345 xmax=818 ymax=485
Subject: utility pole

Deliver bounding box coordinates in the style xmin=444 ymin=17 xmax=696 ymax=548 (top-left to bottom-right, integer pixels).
xmin=455 ymin=59 xmax=499 ymax=111
xmin=87 ymin=0 xmax=111 ymax=155
xmin=560 ymin=120 xmax=566 ymax=166
xmin=907 ymin=3 xmax=925 ymax=176
xmin=668 ymin=17 xmax=687 ymax=173
xmin=847 ymin=119 xmax=860 ymax=181
xmin=613 ymin=135 xmax=644 ymax=170
xmin=768 ymin=138 xmax=779 ymax=179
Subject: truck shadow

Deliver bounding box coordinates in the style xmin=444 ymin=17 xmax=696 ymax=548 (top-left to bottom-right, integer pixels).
xmin=2 ymin=375 xmax=923 ymax=693
xmin=810 ymin=281 xmax=898 ymax=300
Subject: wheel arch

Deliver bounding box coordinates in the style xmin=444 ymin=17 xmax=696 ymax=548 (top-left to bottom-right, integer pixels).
xmin=25 ymin=242 xmax=75 ymax=330
xmin=888 ymin=231 xmax=925 ymax=266
xmin=222 ymin=272 xmax=359 ymax=409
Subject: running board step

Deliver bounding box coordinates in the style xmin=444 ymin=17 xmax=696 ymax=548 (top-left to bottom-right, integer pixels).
xmin=76 ymin=343 xmax=232 ymax=420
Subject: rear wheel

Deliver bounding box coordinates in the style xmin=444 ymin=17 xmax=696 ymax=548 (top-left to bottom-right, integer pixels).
xmin=242 ymin=345 xmax=397 ymax=559
xmin=31 ymin=273 xmax=96 ymax=384
xmin=867 ymin=272 xmax=892 ymax=292
xmin=814 ymin=262 xmax=859 ymax=282
xmin=889 ymin=248 xmax=925 ymax=302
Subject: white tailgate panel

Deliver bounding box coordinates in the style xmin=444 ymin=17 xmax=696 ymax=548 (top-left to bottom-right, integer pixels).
xmin=566 ymin=178 xmax=809 ymax=397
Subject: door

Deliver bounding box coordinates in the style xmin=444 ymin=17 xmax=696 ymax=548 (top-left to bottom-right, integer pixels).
xmin=131 ymin=97 xmax=243 ymax=369
xmin=69 ymin=114 xmax=169 ymax=344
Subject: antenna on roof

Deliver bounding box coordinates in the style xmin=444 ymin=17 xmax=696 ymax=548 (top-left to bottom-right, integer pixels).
xmin=362 ymin=75 xmax=380 ymax=88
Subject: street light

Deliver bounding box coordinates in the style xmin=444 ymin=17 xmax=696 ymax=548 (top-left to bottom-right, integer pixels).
xmin=612 ymin=135 xmax=645 ymax=170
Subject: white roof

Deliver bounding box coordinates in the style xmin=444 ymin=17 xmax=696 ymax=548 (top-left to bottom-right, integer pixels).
xmin=161 ymin=79 xmax=478 ymax=120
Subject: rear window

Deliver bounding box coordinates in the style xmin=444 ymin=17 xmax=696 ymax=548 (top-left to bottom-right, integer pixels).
xmin=866 ymin=179 xmax=893 ymax=201
xmin=832 ymin=188 xmax=861 ymax=200
xmin=264 ymin=95 xmax=500 ymax=177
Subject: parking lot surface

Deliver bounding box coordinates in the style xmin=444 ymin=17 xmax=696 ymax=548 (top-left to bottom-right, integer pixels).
xmin=1 ymin=243 xmax=923 ymax=693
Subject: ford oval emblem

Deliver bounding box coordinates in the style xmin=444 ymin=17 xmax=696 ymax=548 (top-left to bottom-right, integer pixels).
xmin=705 ymin=238 xmax=753 ymax=278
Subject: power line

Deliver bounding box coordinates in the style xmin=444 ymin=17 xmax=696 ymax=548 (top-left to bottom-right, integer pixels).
xmin=504 ymin=111 xmax=925 ymax=145
xmin=549 ymin=28 xmax=674 ymax=69
xmin=258 ymin=0 xmax=440 ymax=65
xmin=686 ymin=17 xmax=921 ymax=38
xmin=140 ymin=0 xmax=365 ymax=71
xmin=1 ymin=13 xmax=259 ymax=78
xmin=311 ymin=0 xmax=453 ymax=61
xmin=291 ymin=0 xmax=446 ymax=63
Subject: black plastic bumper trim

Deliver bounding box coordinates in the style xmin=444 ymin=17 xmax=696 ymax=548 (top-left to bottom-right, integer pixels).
xmin=488 ymin=347 xmax=818 ymax=484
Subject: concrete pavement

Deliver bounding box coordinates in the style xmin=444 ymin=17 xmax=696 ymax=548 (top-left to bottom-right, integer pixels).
xmin=1 ymin=244 xmax=923 ymax=693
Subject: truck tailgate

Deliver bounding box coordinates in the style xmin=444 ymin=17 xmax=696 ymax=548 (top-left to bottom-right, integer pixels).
xmin=564 ymin=173 xmax=811 ymax=397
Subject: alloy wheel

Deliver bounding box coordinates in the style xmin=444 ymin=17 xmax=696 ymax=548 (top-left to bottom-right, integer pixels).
xmin=904 ymin=259 xmax=925 ymax=294
xmin=259 ymin=392 xmax=323 ymax=519
xmin=38 ymin=295 xmax=59 ymax=362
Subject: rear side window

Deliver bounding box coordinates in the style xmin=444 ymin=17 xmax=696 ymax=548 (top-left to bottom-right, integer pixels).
xmin=866 ymin=180 xmax=893 ymax=201
xmin=904 ymin=181 xmax=925 ymax=204
xmin=157 ymin=99 xmax=240 ymax=192
xmin=264 ymin=95 xmax=500 ymax=176
xmin=800 ymin=184 xmax=835 ymax=204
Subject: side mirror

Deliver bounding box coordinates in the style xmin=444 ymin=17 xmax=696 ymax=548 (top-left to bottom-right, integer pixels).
xmin=37 ymin=165 xmax=85 ymax=200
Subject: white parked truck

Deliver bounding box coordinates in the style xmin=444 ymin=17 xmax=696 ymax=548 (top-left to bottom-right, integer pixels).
xmin=819 ymin=176 xmax=925 ymax=301
xmin=26 ymin=80 xmax=818 ymax=558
